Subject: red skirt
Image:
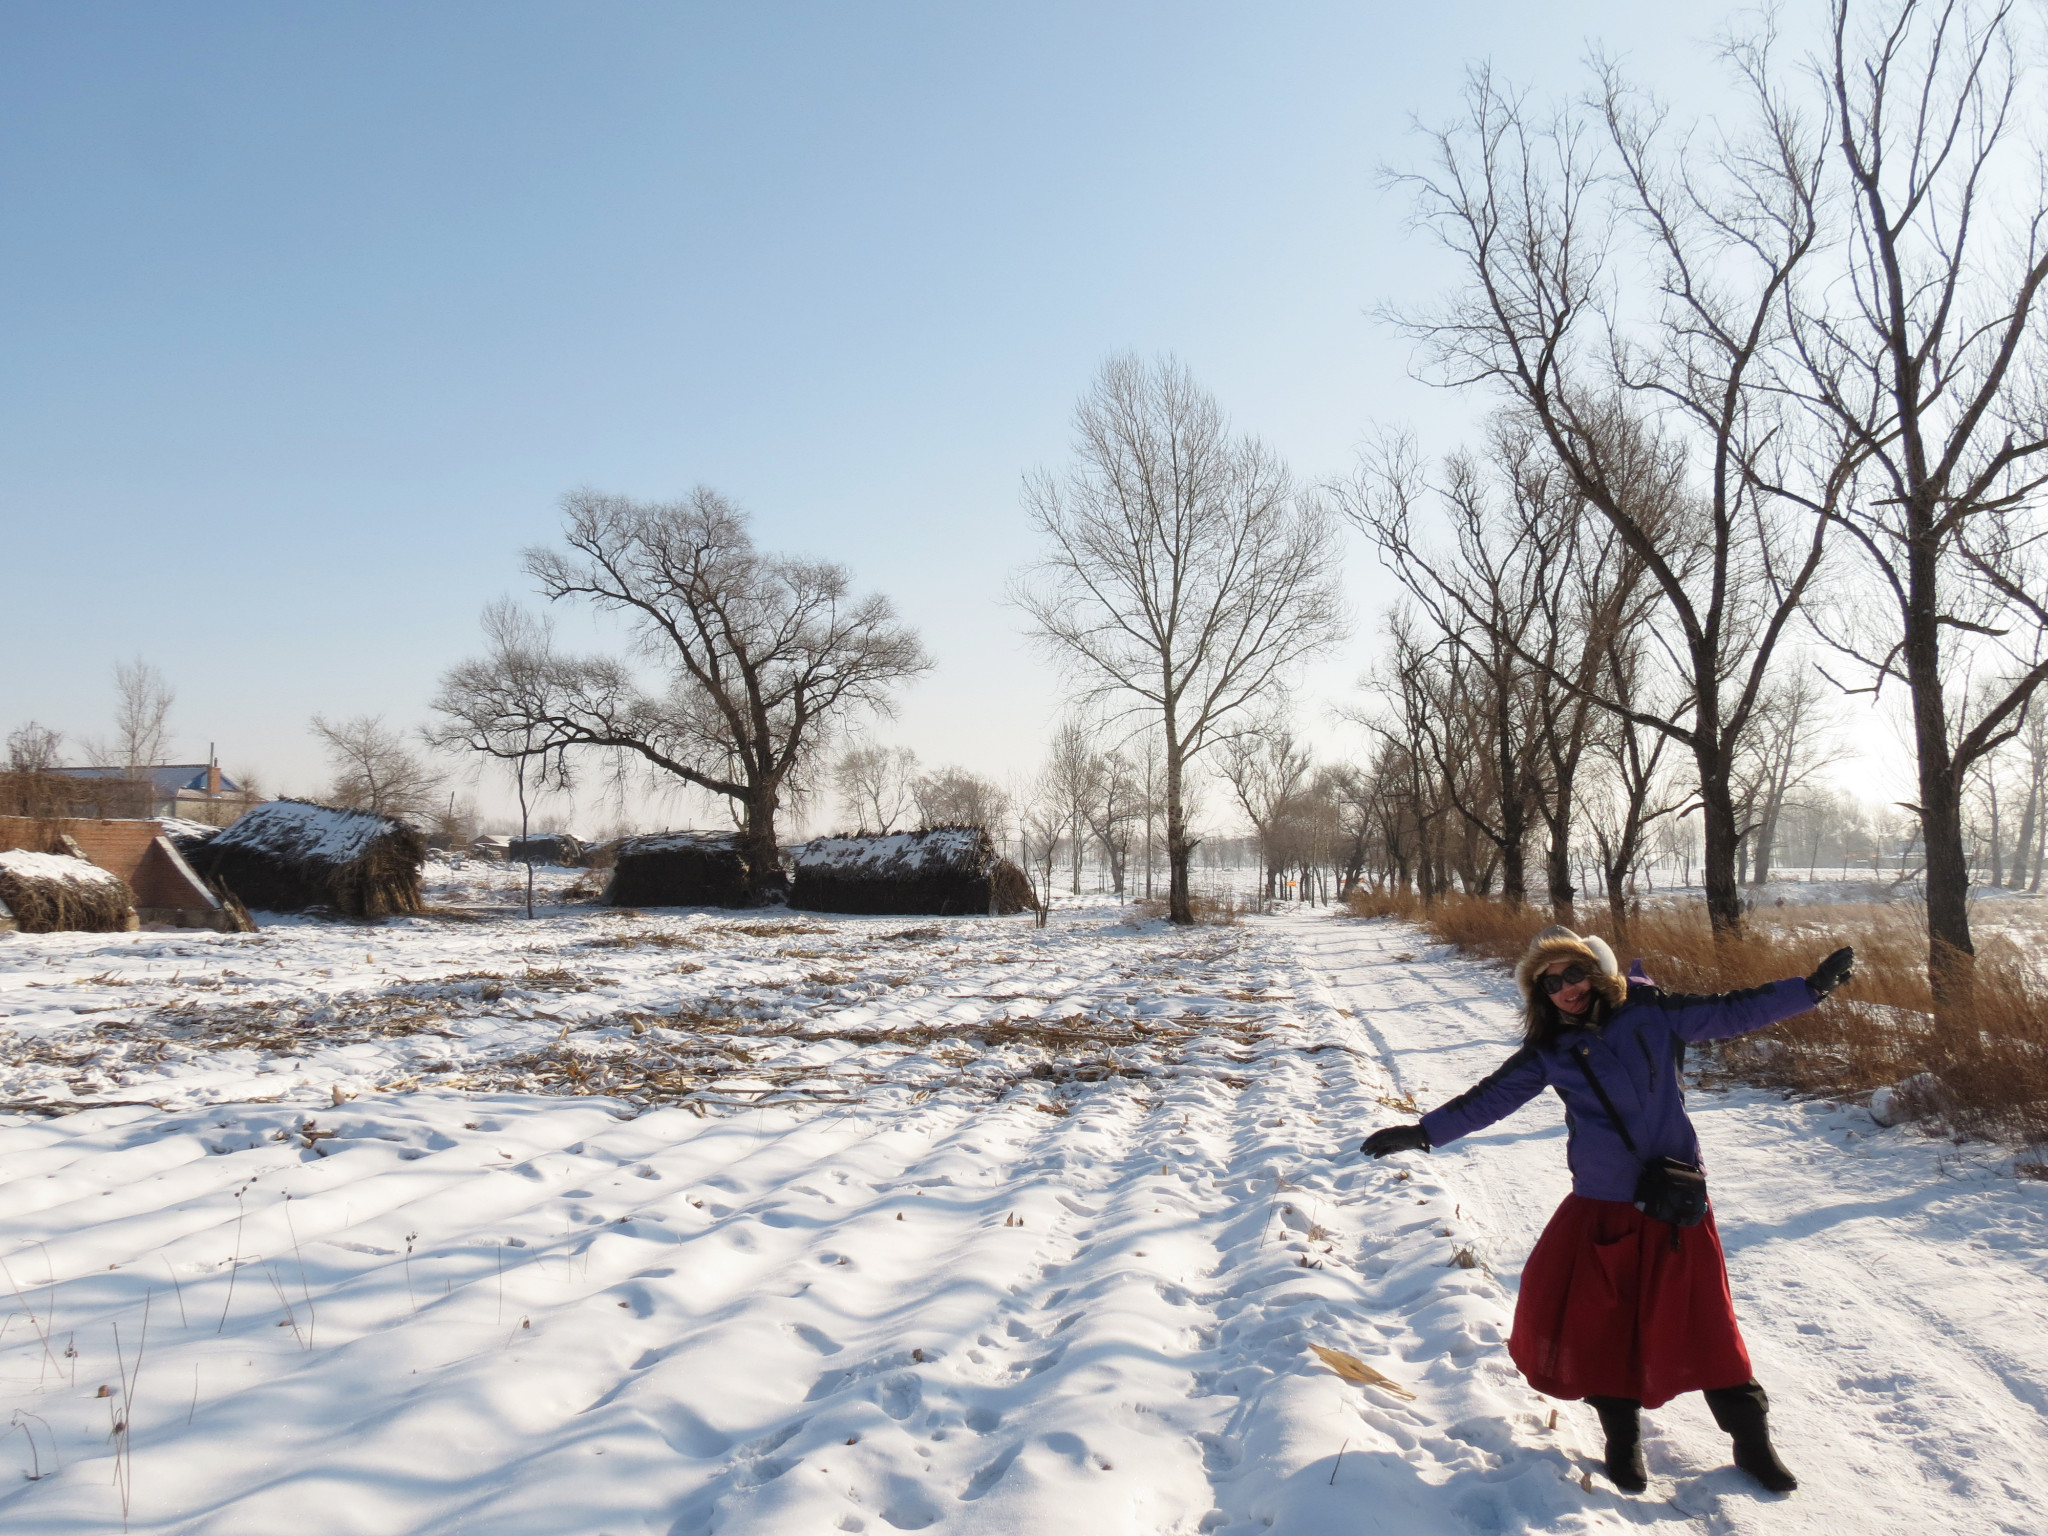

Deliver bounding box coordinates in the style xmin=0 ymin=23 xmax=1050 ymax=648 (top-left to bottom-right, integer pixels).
xmin=1509 ymin=1194 xmax=1751 ymax=1409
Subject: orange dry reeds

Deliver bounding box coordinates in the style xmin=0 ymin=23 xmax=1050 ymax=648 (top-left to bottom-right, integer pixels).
xmin=1345 ymin=888 xmax=2048 ymax=1147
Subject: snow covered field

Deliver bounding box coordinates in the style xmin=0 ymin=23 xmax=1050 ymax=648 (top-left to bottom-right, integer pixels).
xmin=4 ymin=878 xmax=2047 ymax=1534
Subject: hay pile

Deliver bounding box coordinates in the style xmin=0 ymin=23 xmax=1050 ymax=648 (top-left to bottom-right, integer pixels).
xmin=184 ymin=799 xmax=425 ymax=918
xmin=0 ymin=848 xmax=137 ymax=933
xmin=603 ymin=832 xmax=756 ymax=908
xmin=789 ymin=826 xmax=1032 ymax=916
xmin=510 ymin=832 xmax=584 ymax=867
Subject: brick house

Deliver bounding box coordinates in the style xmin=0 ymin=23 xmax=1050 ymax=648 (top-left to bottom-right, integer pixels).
xmin=48 ymin=760 xmax=261 ymax=826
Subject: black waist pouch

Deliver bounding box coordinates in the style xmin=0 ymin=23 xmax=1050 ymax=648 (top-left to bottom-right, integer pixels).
xmin=1576 ymin=1043 xmax=1711 ymax=1232
xmin=1632 ymin=1156 xmax=1709 ymax=1228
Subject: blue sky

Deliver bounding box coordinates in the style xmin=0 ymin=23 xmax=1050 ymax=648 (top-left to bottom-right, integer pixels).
xmin=0 ymin=2 xmax=1793 ymax=825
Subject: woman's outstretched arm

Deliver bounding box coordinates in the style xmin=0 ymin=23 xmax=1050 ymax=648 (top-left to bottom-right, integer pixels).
xmin=1400 ymin=1045 xmax=1549 ymax=1151
xmin=1643 ymin=945 xmax=1854 ymax=1043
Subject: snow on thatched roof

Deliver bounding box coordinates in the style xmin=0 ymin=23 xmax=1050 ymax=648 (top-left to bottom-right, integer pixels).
xmin=0 ymin=848 xmax=136 ymax=932
xmin=787 ymin=827 xmax=1030 ymax=916
xmin=159 ymin=816 xmax=225 ymax=845
xmin=620 ymin=831 xmax=741 ymax=856
xmin=187 ymin=799 xmax=425 ymax=918
xmin=792 ymin=827 xmax=985 ymax=877
xmin=0 ymin=848 xmax=130 ymax=891
xmin=208 ymin=800 xmax=398 ymax=864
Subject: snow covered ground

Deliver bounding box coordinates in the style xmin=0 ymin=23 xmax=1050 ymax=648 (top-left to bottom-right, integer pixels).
xmin=3 ymin=883 xmax=2046 ymax=1534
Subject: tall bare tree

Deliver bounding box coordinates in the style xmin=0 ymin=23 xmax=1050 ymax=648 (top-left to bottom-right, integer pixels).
xmin=1081 ymin=746 xmax=1145 ymax=900
xmin=1017 ymin=355 xmax=1343 ymax=924
xmin=1041 ymin=717 xmax=1103 ymax=894
xmin=912 ymin=766 xmax=1012 ymax=833
xmin=1387 ymin=57 xmax=1843 ymax=936
xmin=1221 ymin=718 xmax=1314 ymax=899
xmin=311 ymin=714 xmax=447 ymax=821
xmin=832 ymin=743 xmax=920 ymax=833
xmin=433 ymin=490 xmax=930 ymax=903
xmin=2008 ymin=706 xmax=2047 ymax=892
xmin=101 ymin=657 xmax=176 ymax=773
xmin=1731 ymin=672 xmax=1843 ymax=884
xmin=1781 ymin=0 xmax=2048 ymax=992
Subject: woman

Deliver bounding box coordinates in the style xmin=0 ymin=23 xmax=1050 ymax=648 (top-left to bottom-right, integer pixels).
xmin=1363 ymin=925 xmax=1854 ymax=1495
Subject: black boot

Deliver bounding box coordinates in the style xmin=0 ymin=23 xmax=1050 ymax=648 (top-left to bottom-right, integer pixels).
xmin=1704 ymin=1380 xmax=1797 ymax=1493
xmin=1586 ymin=1395 xmax=1647 ymax=1493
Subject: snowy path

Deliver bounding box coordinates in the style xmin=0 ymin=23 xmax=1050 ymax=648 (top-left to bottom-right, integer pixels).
xmin=3 ymin=904 xmax=2046 ymax=1533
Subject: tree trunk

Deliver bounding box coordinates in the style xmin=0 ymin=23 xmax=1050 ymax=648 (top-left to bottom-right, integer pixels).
xmin=1545 ymin=812 xmax=1574 ymax=918
xmin=1918 ymin=761 xmax=1975 ymax=998
xmin=1696 ymin=752 xmax=1744 ymax=937
xmin=738 ymin=784 xmax=782 ymax=907
xmin=1986 ymin=779 xmax=2004 ymax=887
xmin=1903 ymin=527 xmax=1976 ymax=998
xmin=1165 ymin=735 xmax=1194 ymax=925
xmin=2007 ymin=774 xmax=2036 ymax=891
xmin=1752 ymin=796 xmax=1782 ymax=887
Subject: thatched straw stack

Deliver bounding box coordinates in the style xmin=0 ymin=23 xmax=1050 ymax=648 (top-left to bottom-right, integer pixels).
xmin=510 ymin=832 xmax=585 ymax=867
xmin=184 ymin=799 xmax=425 ymax=918
xmin=604 ymin=832 xmax=756 ymax=908
xmin=789 ymin=827 xmax=1032 ymax=916
xmin=0 ymin=849 xmax=138 ymax=933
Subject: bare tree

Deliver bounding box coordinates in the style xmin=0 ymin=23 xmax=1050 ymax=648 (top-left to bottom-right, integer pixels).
xmin=1014 ymin=770 xmax=1066 ymax=925
xmin=1082 ymin=745 xmax=1146 ymax=900
xmin=1017 ymin=355 xmax=1344 ymax=923
xmin=1221 ymin=718 xmax=1313 ymax=899
xmin=1387 ymin=58 xmax=1841 ymax=936
xmin=311 ymin=714 xmax=447 ymax=821
xmin=5 ymin=722 xmax=62 ymax=774
xmin=912 ymin=766 xmax=1013 ymax=833
xmin=1041 ymin=717 xmax=1103 ymax=894
xmin=1781 ymin=0 xmax=2048 ymax=992
xmin=832 ymin=743 xmax=920 ymax=833
xmin=1351 ymin=433 xmax=1581 ymax=907
xmin=1732 ymin=671 xmax=1843 ymax=884
xmin=427 ymin=602 xmax=575 ymax=917
xmin=101 ymin=658 xmax=176 ymax=773
xmin=1584 ymin=629 xmax=1687 ymax=934
xmin=2008 ymin=706 xmax=2047 ymax=891
xmin=433 ymin=489 xmax=930 ymax=903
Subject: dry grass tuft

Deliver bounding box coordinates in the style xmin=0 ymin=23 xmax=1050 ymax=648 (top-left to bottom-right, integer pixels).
xmin=1345 ymin=888 xmax=2048 ymax=1147
xmin=1130 ymin=894 xmax=1254 ymax=926
xmin=579 ymin=931 xmax=701 ymax=951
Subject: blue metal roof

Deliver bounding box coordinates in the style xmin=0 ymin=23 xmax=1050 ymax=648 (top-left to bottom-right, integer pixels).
xmin=53 ymin=764 xmax=242 ymax=794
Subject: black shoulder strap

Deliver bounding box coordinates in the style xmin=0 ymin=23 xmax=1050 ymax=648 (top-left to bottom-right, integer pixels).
xmin=1572 ymin=1044 xmax=1641 ymax=1159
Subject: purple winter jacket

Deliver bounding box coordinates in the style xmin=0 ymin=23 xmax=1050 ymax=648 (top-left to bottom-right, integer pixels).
xmin=1417 ymin=978 xmax=1817 ymax=1203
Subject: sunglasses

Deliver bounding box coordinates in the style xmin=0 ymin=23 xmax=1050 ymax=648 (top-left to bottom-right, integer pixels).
xmin=1540 ymin=964 xmax=1591 ymax=995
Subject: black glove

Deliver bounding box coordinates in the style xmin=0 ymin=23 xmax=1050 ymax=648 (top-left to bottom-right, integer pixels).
xmin=1362 ymin=1124 xmax=1431 ymax=1158
xmin=1807 ymin=946 xmax=1855 ymax=1000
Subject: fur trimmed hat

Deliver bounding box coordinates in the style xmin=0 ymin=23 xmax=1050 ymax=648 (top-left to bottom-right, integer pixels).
xmin=1514 ymin=924 xmax=1626 ymax=1011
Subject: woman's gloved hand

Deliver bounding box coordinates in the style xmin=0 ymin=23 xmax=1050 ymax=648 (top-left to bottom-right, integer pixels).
xmin=1362 ymin=1124 xmax=1431 ymax=1158
xmin=1807 ymin=946 xmax=1855 ymax=1000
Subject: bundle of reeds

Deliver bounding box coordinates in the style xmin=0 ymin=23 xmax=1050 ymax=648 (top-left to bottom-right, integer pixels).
xmin=0 ymin=848 xmax=137 ymax=932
